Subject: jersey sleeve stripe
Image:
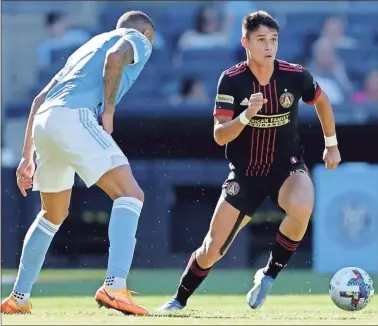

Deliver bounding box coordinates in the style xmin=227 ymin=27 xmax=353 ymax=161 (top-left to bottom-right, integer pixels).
xmin=213 ymin=108 xmax=234 ymax=117
xmin=304 ymin=86 xmax=322 ymax=105
xmin=278 ymin=67 xmax=303 ymax=72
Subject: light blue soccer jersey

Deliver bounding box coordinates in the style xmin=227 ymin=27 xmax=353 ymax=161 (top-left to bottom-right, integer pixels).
xmin=44 ymin=28 xmax=152 ymax=117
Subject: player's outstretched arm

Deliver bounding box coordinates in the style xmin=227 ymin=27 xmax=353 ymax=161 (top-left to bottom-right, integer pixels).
xmin=102 ymin=38 xmax=134 ymax=114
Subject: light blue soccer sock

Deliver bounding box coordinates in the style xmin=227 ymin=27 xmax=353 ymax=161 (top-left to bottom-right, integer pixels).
xmin=13 ymin=212 xmax=60 ymax=305
xmin=105 ymin=197 xmax=143 ymax=290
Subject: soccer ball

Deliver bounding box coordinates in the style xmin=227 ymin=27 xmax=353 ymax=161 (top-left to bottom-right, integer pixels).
xmin=329 ymin=267 xmax=374 ymax=311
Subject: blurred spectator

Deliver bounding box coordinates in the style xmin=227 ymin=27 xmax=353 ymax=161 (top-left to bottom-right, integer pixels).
xmin=221 ymin=1 xmax=257 ymax=49
xmin=37 ymin=11 xmax=91 ymax=70
xmin=313 ymin=16 xmax=358 ymax=51
xmin=306 ymin=39 xmax=353 ymax=105
xmin=169 ymin=77 xmax=210 ymax=105
xmin=351 ymin=69 xmax=378 ymax=104
xmin=177 ymin=5 xmax=228 ymax=50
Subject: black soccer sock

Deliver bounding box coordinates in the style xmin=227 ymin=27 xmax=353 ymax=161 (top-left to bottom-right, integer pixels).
xmin=263 ymin=230 xmax=300 ymax=279
xmin=174 ymin=252 xmax=212 ymax=306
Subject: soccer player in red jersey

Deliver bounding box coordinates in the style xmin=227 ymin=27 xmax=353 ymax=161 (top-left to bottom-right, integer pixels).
xmin=158 ymin=11 xmax=341 ymax=312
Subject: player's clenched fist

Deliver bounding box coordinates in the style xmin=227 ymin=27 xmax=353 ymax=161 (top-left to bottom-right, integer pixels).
xmin=323 ymin=146 xmax=341 ymax=170
xmin=246 ymin=92 xmax=268 ymax=119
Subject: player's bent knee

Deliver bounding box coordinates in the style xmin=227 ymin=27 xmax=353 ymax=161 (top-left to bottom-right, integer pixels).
xmin=286 ymin=198 xmax=313 ymax=220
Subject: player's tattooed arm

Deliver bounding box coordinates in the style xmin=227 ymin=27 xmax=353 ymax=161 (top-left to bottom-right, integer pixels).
xmin=22 ymin=78 xmax=59 ymax=160
xmin=103 ymin=38 xmax=134 ymax=114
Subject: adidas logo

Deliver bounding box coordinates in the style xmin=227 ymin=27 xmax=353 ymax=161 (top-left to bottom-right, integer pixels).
xmin=240 ymin=98 xmax=249 ymax=106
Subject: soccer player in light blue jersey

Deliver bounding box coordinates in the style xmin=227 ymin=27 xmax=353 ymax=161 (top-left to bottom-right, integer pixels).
xmin=2 ymin=11 xmax=155 ymax=316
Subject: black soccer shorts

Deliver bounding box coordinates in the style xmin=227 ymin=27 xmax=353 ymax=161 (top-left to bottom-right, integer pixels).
xmin=221 ymin=161 xmax=310 ymax=217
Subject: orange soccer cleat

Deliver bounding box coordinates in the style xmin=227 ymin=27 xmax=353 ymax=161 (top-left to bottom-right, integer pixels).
xmin=1 ymin=295 xmax=32 ymax=314
xmin=95 ymin=285 xmax=149 ymax=316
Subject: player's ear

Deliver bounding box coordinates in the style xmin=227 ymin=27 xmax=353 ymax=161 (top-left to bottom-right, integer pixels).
xmin=241 ymin=37 xmax=249 ymax=49
xmin=143 ymin=28 xmax=154 ymax=44
xmin=143 ymin=29 xmax=150 ymax=38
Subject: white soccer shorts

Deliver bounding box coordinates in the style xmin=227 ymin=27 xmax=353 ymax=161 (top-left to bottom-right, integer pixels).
xmin=32 ymin=106 xmax=128 ymax=193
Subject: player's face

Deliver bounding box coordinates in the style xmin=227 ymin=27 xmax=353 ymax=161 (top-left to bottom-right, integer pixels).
xmin=242 ymin=25 xmax=278 ymax=65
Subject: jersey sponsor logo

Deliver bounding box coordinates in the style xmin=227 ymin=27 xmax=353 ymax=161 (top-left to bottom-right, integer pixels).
xmin=279 ymin=91 xmax=294 ymax=108
xmin=224 ymin=181 xmax=240 ymax=196
xmin=216 ymin=94 xmax=234 ymax=104
xmin=240 ymin=98 xmax=249 ymax=106
xmin=247 ymin=112 xmax=290 ymax=128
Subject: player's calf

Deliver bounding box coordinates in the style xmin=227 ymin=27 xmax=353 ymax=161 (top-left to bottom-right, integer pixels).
xmin=2 ymin=190 xmax=70 ymax=313
xmin=94 ymin=164 xmax=149 ymax=314
xmin=158 ymin=199 xmax=250 ymax=312
xmin=248 ymin=174 xmax=314 ymax=309
xmin=264 ymin=173 xmax=314 ymax=279
xmin=174 ymin=233 xmax=230 ymax=305
xmin=1 ymin=212 xmax=62 ymax=313
xmin=196 ymin=234 xmax=225 ymax=268
xmin=156 ymin=238 xmax=224 ymax=312
xmin=156 ymin=251 xmax=212 ymax=312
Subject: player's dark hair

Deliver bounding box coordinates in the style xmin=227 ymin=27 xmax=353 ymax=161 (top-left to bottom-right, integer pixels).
xmin=116 ymin=10 xmax=155 ymax=31
xmin=242 ymin=11 xmax=280 ymax=39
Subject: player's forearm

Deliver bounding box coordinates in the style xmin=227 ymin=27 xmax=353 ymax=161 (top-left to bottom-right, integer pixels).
xmin=103 ymin=53 xmax=124 ymax=114
xmin=214 ymin=118 xmax=247 ymax=146
xmin=314 ymin=92 xmax=338 ymax=147
xmin=315 ymin=93 xmax=336 ymax=136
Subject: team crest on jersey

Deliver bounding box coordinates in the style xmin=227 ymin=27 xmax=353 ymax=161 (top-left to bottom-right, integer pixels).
xmin=280 ymin=90 xmax=294 ymax=108
xmin=224 ymin=181 xmax=240 ymax=196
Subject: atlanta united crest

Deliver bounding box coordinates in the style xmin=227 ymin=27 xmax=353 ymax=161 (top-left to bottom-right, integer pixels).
xmin=225 ymin=181 xmax=240 ymax=196
xmin=280 ymin=90 xmax=294 ymax=108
